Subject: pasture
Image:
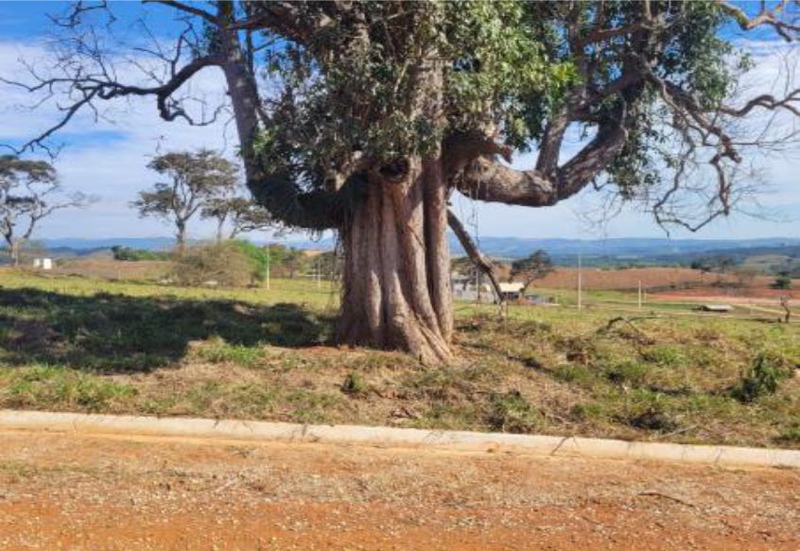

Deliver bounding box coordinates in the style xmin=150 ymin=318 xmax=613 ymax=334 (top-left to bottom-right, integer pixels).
xmin=0 ymin=268 xmax=797 ymax=449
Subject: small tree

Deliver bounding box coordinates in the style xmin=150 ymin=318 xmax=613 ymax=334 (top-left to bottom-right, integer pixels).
xmin=283 ymin=247 xmax=308 ymax=279
xmin=316 ymin=251 xmax=342 ymax=280
xmin=772 ymin=274 xmax=792 ymax=290
xmin=733 ymin=265 xmax=761 ymax=287
xmin=201 ymin=194 xmax=273 ymax=240
xmin=779 ymin=296 xmax=792 ymax=323
xmin=511 ymin=250 xmax=555 ymax=293
xmin=0 ymin=155 xmax=88 ymax=265
xmin=132 ymin=150 xmax=237 ymax=255
xmin=451 ymin=256 xmax=476 ymax=291
xmin=172 ymin=241 xmax=254 ymax=287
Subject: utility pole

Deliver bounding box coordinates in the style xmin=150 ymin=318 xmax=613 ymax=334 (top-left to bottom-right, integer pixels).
xmin=265 ymin=242 xmax=270 ymax=291
xmin=577 ymin=253 xmax=583 ymax=311
xmin=638 ymin=280 xmax=643 ymax=311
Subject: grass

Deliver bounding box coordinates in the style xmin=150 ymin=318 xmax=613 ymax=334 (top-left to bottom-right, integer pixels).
xmin=0 ymin=269 xmax=798 ymax=449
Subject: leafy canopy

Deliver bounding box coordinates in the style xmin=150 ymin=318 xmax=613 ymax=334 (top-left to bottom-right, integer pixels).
xmin=256 ymin=1 xmax=573 ymax=188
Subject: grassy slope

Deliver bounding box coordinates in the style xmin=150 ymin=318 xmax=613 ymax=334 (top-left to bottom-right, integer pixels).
xmin=0 ymin=270 xmax=797 ymax=448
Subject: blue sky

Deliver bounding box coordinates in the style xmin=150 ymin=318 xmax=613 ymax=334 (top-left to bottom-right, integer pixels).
xmin=0 ymin=1 xmax=798 ymax=243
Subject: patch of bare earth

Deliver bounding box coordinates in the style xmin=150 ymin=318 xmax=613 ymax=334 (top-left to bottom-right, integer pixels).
xmin=0 ymin=430 xmax=797 ymax=550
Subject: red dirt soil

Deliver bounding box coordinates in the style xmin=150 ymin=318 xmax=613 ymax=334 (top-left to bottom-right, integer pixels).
xmin=535 ymin=267 xmax=798 ymax=299
xmin=0 ymin=430 xmax=797 ymax=550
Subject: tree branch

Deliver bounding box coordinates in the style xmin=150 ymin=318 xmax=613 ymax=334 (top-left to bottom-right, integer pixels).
xmin=146 ymin=0 xmax=219 ymax=25
xmin=447 ymin=209 xmax=503 ymax=304
xmin=454 ymin=112 xmax=629 ymax=207
xmin=717 ymin=0 xmax=800 ymax=41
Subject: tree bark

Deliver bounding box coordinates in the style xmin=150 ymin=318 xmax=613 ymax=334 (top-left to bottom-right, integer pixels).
xmin=338 ymin=157 xmax=453 ymax=364
xmin=10 ymin=239 xmax=20 ymax=267
xmin=176 ymin=222 xmax=186 ymax=256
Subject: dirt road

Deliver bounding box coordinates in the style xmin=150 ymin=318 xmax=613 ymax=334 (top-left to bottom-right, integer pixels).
xmin=0 ymin=430 xmax=797 ymax=550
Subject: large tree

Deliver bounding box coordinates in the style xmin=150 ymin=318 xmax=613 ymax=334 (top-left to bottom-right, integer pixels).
xmin=4 ymin=1 xmax=800 ymax=362
xmin=0 ymin=155 xmax=88 ymax=265
xmin=133 ymin=150 xmax=237 ymax=254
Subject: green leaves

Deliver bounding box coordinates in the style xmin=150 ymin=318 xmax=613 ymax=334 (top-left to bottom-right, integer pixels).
xmin=257 ymin=0 xmax=573 ymax=192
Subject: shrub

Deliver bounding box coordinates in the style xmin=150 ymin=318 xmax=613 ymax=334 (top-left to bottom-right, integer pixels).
xmin=111 ymin=245 xmax=171 ymax=261
xmin=617 ymin=390 xmax=679 ymax=432
xmin=731 ymin=352 xmax=795 ymax=403
xmin=553 ymin=364 xmax=595 ymax=386
xmin=602 ymin=360 xmax=649 ymax=386
xmin=771 ymin=275 xmax=792 ymax=290
xmin=229 ymin=240 xmax=269 ymax=282
xmin=488 ymin=390 xmax=541 ymax=433
xmin=641 ymin=345 xmax=686 ymax=368
xmin=341 ymin=372 xmax=369 ymax=397
xmin=172 ymin=242 xmax=255 ymax=287
xmin=775 ymin=424 xmax=800 ymax=445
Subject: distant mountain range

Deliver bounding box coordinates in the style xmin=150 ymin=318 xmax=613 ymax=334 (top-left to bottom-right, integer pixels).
xmin=446 ymin=236 xmax=800 ymax=266
xmin=32 ymin=235 xmax=800 ymax=266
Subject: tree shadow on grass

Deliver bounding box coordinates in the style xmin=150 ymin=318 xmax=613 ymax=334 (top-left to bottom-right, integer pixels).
xmin=0 ymin=287 xmax=334 ymax=374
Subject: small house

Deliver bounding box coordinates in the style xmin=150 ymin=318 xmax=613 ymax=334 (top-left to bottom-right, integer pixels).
xmin=697 ymin=304 xmax=733 ymax=313
xmin=32 ymin=258 xmax=53 ymax=270
xmin=498 ymin=282 xmax=525 ymax=301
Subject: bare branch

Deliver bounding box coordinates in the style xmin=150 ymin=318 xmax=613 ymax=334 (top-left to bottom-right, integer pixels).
xmin=717 ymin=0 xmax=800 ymax=41
xmin=145 ymin=0 xmax=219 ymax=25
xmin=447 ymin=209 xmax=503 ymax=304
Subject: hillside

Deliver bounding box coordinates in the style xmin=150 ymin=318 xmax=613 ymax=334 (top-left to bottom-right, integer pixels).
xmin=19 ymin=236 xmax=800 ymax=276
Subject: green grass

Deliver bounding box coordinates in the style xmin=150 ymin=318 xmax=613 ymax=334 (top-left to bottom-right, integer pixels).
xmin=0 ymin=270 xmax=798 ymax=449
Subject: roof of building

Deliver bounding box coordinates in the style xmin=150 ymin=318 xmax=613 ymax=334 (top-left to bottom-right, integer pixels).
xmin=499 ymin=282 xmax=525 ymax=293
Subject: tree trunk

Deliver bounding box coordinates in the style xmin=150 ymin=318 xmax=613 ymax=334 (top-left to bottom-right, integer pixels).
xmin=175 ymin=221 xmax=187 ymax=256
xmin=338 ymin=156 xmax=453 ymax=364
xmin=10 ymin=239 xmax=20 ymax=267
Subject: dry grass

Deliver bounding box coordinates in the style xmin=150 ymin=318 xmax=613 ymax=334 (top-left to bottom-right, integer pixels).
xmin=534 ymin=266 xmax=798 ymax=297
xmin=0 ymin=271 xmax=798 ymax=449
xmin=52 ymin=258 xmax=173 ymax=281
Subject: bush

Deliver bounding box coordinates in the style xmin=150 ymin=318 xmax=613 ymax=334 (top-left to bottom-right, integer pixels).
xmin=488 ymin=390 xmax=541 ymax=433
xmin=771 ymin=275 xmax=792 ymax=290
xmin=731 ymin=352 xmax=795 ymax=403
xmin=229 ymin=240 xmax=269 ymax=282
xmin=172 ymin=242 xmax=256 ymax=287
xmin=341 ymin=372 xmax=369 ymax=397
xmin=111 ymin=246 xmax=171 ymax=261
xmin=603 ymin=360 xmax=649 ymax=386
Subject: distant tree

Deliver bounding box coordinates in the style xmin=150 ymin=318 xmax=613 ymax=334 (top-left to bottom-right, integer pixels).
xmin=283 ymin=248 xmax=307 ymax=279
xmin=132 ymin=150 xmax=237 ymax=255
xmin=110 ymin=245 xmax=171 ymax=262
xmin=779 ymin=296 xmax=791 ymax=323
xmin=772 ymin=274 xmax=792 ymax=290
xmin=511 ymin=250 xmax=555 ymax=293
xmin=0 ymin=155 xmax=89 ymax=265
xmin=451 ymin=256 xmax=476 ymax=290
xmin=201 ymin=194 xmax=273 ymax=240
xmin=733 ymin=265 xmax=761 ymax=287
xmin=315 ymin=251 xmax=341 ymax=280
xmin=690 ymin=258 xmax=714 ymax=274
xmin=715 ymin=256 xmax=737 ymax=274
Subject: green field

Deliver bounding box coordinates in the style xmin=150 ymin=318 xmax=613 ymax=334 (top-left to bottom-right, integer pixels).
xmin=0 ymin=270 xmax=798 ymax=449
